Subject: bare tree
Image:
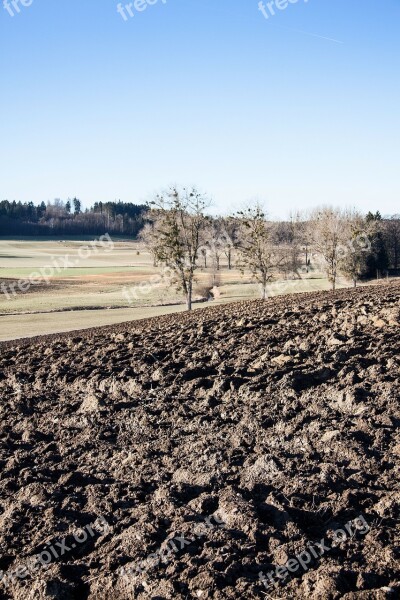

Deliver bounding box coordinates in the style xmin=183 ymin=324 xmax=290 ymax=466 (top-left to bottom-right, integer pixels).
xmin=203 ymin=217 xmax=234 ymax=273
xmin=148 ymin=186 xmax=210 ymax=311
xmin=271 ymin=213 xmax=303 ymax=280
xmin=222 ymin=217 xmax=239 ymax=270
xmin=297 ymin=216 xmax=314 ymax=273
xmin=138 ymin=222 xmax=158 ymax=266
xmin=338 ymin=212 xmax=371 ymax=287
xmin=310 ymin=207 xmax=347 ymax=291
xmin=235 ymin=204 xmax=280 ymax=300
xmin=199 ymin=247 xmax=208 ymax=268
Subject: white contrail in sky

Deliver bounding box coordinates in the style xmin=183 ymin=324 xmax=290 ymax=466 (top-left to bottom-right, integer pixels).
xmin=283 ymin=26 xmax=345 ymax=44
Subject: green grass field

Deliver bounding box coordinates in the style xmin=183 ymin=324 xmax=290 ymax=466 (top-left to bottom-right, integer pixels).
xmin=0 ymin=238 xmax=358 ymax=341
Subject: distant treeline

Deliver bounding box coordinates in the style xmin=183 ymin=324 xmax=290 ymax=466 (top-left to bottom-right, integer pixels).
xmin=0 ymin=198 xmax=149 ymax=237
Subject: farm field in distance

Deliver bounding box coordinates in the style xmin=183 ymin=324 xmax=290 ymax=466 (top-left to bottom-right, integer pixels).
xmin=0 ymin=238 xmax=366 ymax=342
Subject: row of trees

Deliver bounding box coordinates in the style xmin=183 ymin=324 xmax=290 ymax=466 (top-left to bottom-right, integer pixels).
xmin=0 ymin=199 xmax=148 ymax=236
xmin=139 ymin=186 xmax=400 ymax=310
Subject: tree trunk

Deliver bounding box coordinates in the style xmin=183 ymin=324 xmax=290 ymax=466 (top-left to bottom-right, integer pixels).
xmin=187 ymin=285 xmax=192 ymax=311
xmin=228 ymin=250 xmax=231 ymax=270
xmin=353 ymin=278 xmax=357 ymax=288
xmin=261 ymin=275 xmax=267 ymax=300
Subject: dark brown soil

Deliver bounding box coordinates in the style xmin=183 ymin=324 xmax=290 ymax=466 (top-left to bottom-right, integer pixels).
xmin=0 ymin=282 xmax=399 ymax=599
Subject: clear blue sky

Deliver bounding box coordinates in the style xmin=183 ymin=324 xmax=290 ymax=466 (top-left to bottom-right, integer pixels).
xmin=1 ymin=0 xmax=399 ymax=218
